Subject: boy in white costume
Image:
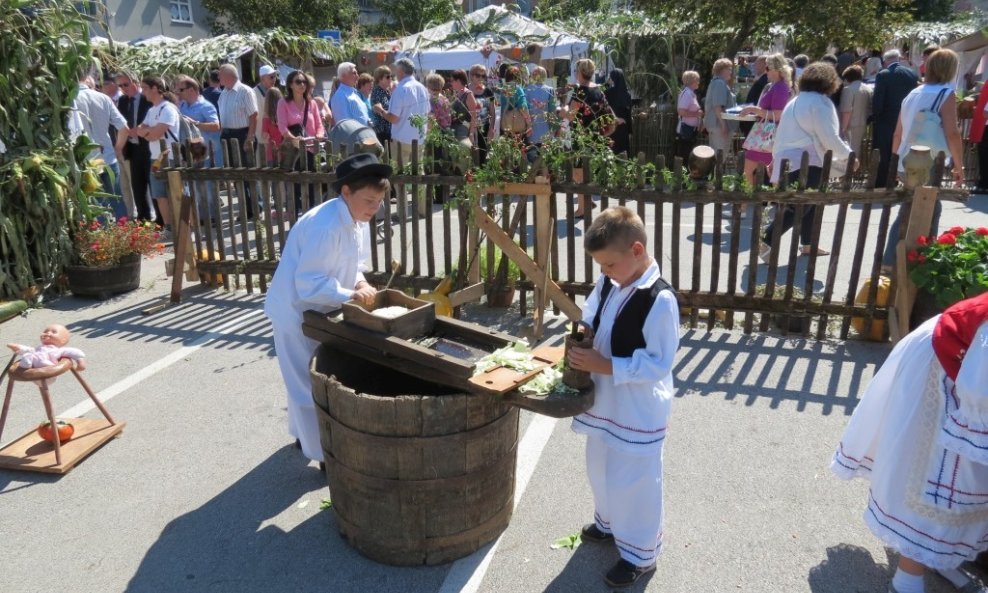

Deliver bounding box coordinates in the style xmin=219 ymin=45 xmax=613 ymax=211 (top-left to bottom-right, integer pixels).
xmin=264 ymin=153 xmax=391 ymax=464
xmin=832 ymin=291 xmax=988 ymax=593
xmin=568 ymin=206 xmax=680 ymax=588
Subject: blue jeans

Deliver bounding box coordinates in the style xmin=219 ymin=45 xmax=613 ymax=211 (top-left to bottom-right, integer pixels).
xmin=882 ymin=199 xmax=942 ymax=267
xmin=99 ymin=162 xmax=129 ymax=220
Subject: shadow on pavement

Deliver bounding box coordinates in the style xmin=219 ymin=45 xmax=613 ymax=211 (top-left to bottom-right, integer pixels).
xmin=808 ymin=544 xmax=892 ymax=593
xmin=124 ymin=445 xmax=447 ymax=593
xmin=674 ymin=329 xmax=890 ymax=415
xmin=63 ymin=291 xmax=273 ymax=353
xmin=541 ymin=541 xmax=655 ymax=593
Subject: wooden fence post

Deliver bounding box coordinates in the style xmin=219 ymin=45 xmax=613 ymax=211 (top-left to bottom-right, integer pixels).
xmin=890 ymin=185 xmax=938 ymax=342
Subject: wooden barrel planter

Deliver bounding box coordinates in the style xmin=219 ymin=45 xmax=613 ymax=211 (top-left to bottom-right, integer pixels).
xmin=310 ymin=344 xmax=518 ymax=566
xmin=64 ymin=254 xmax=141 ymax=299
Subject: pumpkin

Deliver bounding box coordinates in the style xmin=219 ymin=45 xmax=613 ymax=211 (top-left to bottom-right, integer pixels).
xmin=37 ymin=420 xmax=74 ymax=443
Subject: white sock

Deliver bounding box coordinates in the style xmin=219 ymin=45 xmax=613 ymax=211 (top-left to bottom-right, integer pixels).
xmin=892 ymin=569 xmax=925 ymax=593
xmin=937 ymin=567 xmax=970 ymax=589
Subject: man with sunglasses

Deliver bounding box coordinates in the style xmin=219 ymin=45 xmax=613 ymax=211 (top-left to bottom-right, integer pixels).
xmin=176 ymin=75 xmax=222 ymax=220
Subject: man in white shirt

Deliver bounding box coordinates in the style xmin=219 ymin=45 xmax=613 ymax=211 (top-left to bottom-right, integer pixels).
xmin=373 ymin=58 xmax=429 ymax=213
xmin=218 ymin=64 xmax=259 ymax=218
xmin=73 ymin=70 xmax=130 ymax=218
xmin=254 ymin=64 xmax=279 ymax=164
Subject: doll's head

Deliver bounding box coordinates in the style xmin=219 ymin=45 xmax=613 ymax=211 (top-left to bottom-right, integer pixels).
xmin=39 ymin=324 xmax=70 ymax=348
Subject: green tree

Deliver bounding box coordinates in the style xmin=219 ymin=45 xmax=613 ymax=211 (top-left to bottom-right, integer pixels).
xmin=635 ymin=0 xmax=911 ymax=58
xmin=368 ymin=0 xmax=460 ymax=36
xmin=202 ymin=0 xmax=358 ymax=34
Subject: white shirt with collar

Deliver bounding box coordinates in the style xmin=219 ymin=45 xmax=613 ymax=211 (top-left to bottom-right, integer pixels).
xmin=264 ymin=196 xmax=370 ymax=329
xmin=73 ymin=83 xmax=128 ymax=165
xmin=388 ymin=75 xmax=431 ymax=144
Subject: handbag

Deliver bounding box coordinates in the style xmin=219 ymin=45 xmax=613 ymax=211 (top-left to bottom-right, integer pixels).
xmin=501 ymin=96 xmax=527 ymax=134
xmin=280 ymin=100 xmax=310 ymax=170
xmin=678 ymin=122 xmax=698 ymax=141
xmin=741 ymin=112 xmax=777 ymax=153
xmin=905 ymin=87 xmax=950 ymax=159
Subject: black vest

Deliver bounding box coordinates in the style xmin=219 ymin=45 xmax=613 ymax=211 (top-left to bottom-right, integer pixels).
xmin=592 ymin=276 xmax=674 ymax=357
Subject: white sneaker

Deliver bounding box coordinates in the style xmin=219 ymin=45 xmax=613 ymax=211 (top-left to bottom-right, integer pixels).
xmin=758 ymin=242 xmax=771 ymax=263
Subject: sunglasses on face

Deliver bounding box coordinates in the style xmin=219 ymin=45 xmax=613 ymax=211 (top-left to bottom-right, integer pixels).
xmin=292 ymin=79 xmax=307 ymax=86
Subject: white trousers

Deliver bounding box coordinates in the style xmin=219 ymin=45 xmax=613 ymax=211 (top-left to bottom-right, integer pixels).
xmin=586 ymin=434 xmax=664 ymax=567
xmin=272 ymin=323 xmax=323 ymax=462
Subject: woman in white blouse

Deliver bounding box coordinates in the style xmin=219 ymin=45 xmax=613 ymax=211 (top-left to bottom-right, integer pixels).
xmin=760 ymin=63 xmax=852 ymax=261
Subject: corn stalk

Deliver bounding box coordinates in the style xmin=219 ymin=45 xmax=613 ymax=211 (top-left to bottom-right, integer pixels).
xmin=93 ymin=28 xmax=350 ymax=81
xmin=0 ymin=0 xmax=100 ymax=300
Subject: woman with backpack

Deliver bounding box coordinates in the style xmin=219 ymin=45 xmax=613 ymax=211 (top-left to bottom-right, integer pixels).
xmin=882 ymin=49 xmax=964 ymax=272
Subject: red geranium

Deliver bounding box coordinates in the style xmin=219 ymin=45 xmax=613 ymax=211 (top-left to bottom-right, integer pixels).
xmin=910 ymin=227 xmax=988 ymax=309
xmin=916 ymin=235 xmax=929 ymax=246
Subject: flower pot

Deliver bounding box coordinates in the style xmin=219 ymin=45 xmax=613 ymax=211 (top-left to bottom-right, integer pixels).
xmin=485 ymin=285 xmax=515 ymax=308
xmin=65 ymin=254 xmax=141 ymax=300
xmin=910 ymin=290 xmax=942 ymax=331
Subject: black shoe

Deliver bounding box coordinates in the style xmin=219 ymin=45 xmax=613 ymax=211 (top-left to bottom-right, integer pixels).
xmin=604 ymin=559 xmax=656 ymax=588
xmin=318 ymin=461 xmax=326 ymax=473
xmin=580 ymin=523 xmax=614 ymax=543
xmin=294 ymin=439 xmax=301 ymax=450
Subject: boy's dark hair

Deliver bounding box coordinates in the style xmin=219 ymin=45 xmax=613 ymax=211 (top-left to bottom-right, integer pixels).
xmin=344 ymin=176 xmax=391 ymax=194
xmin=585 ymin=206 xmax=648 ymax=252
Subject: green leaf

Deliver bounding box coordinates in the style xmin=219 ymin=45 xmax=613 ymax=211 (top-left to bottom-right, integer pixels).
xmin=550 ymin=533 xmax=582 ymax=550
xmin=320 ymin=497 xmax=333 ymax=510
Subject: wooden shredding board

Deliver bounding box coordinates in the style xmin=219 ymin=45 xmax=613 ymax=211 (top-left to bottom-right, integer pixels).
xmin=0 ymin=418 xmax=125 ymax=474
xmin=467 ymin=345 xmax=564 ymax=396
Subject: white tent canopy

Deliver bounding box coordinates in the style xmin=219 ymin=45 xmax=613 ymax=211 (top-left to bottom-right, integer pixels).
xmin=944 ymin=30 xmax=988 ymax=90
xmin=390 ymin=6 xmax=593 ymax=72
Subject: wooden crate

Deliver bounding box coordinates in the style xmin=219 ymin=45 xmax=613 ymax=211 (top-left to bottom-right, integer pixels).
xmin=341 ymin=289 xmax=435 ymax=339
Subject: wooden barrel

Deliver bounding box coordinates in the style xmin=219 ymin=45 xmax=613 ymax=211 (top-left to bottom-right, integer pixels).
xmin=310 ymin=344 xmax=518 ymax=566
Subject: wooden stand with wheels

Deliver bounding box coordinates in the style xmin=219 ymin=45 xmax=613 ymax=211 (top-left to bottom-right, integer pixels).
xmin=0 ymin=358 xmax=124 ymax=474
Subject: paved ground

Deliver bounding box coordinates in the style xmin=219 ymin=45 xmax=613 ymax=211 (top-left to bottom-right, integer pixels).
xmin=1 ymin=194 xmax=987 ymax=593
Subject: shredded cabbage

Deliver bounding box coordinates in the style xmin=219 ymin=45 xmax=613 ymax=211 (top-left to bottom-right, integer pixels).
xmin=519 ymin=365 xmax=580 ymax=396
xmin=473 ymin=342 xmax=538 ymax=375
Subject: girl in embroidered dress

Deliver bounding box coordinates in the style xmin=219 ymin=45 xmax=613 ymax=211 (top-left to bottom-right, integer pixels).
xmin=833 ymin=291 xmax=988 ymax=593
xmin=567 ymin=206 xmax=680 ymax=588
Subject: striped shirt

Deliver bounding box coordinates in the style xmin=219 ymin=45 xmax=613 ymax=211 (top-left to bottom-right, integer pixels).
xmin=218 ymin=81 xmax=258 ymax=129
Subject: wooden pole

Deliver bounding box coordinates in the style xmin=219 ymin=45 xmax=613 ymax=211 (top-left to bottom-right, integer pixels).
xmin=890 ymin=185 xmax=938 ymax=343
xmin=473 ymin=204 xmax=582 ymax=321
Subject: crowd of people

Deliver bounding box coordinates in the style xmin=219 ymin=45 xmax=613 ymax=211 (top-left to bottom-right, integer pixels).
xmin=70 ymin=55 xmax=638 ymax=230
xmin=676 ymin=46 xmax=969 ymax=269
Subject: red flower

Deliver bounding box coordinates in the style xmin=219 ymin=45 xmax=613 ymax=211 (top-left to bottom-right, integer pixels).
xmin=916 ymin=235 xmax=929 ymax=246
xmin=907 ymin=250 xmax=919 ymax=262
xmin=937 ymin=233 xmax=958 ymax=245
xmin=948 ymin=226 xmax=965 ymax=235
xmin=977 ymin=227 xmax=988 ymax=236
xmin=118 ymin=216 xmax=128 ymax=224
xmin=918 ymin=254 xmax=927 ymax=263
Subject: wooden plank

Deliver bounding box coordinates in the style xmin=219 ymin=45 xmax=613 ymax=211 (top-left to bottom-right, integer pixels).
xmin=447 ymin=282 xmax=486 ymax=308
xmin=467 ymin=345 xmax=563 ymax=396
xmin=479 ymin=183 xmax=553 ymax=197
xmin=534 ymin=193 xmax=552 ymax=337
xmin=892 ymin=186 xmax=938 ymax=342
xmin=473 ymin=205 xmax=582 ymax=321
xmin=0 ymin=418 xmax=125 ymax=474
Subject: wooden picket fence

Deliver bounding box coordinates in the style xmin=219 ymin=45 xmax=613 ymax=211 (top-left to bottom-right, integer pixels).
xmin=160 ymin=138 xmax=968 ymax=340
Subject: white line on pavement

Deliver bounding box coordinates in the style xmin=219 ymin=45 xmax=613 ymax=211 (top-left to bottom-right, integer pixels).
xmin=59 ymin=308 xmax=266 ymax=419
xmin=438 ymin=413 xmax=559 ymax=593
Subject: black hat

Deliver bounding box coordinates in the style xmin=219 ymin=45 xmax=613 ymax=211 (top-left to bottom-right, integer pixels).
xmin=332 ymin=153 xmax=392 ymax=193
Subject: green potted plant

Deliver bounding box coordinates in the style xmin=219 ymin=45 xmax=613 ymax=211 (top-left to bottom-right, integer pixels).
xmin=479 ymin=245 xmax=521 ymax=307
xmin=65 ymin=216 xmax=164 ymax=299
xmin=907 ymin=226 xmax=988 ymax=327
